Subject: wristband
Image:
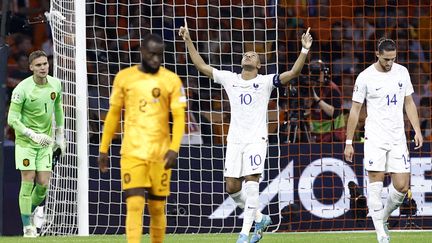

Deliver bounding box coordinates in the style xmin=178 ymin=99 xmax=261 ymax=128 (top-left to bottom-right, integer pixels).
xmin=301 ymin=47 xmax=309 ymax=54
xmin=345 ymin=140 xmax=353 ymax=145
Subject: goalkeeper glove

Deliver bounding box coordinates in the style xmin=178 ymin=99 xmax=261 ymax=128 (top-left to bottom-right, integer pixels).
xmin=54 ymin=126 xmax=67 ymax=156
xmin=52 ymin=146 xmax=62 ymax=167
xmin=23 ymin=128 xmax=53 ymax=147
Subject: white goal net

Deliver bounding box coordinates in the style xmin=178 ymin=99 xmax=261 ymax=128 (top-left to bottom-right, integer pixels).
xmin=44 ymin=0 xmax=282 ymax=236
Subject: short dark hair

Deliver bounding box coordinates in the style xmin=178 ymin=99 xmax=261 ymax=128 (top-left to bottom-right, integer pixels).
xmin=142 ymin=33 xmax=164 ymax=49
xmin=377 ymin=37 xmax=396 ymax=53
xmin=28 ymin=50 xmax=48 ymax=64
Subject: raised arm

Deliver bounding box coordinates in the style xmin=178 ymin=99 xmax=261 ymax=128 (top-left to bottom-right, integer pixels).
xmin=404 ymin=95 xmax=423 ymax=149
xmin=179 ymin=19 xmax=214 ymax=79
xmin=279 ymin=28 xmax=313 ymax=85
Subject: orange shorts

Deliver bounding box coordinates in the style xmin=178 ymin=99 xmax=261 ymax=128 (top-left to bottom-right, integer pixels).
xmin=120 ymin=155 xmax=171 ymax=197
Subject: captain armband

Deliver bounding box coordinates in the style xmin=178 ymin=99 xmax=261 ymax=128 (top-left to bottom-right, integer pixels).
xmin=273 ymin=74 xmax=282 ymax=88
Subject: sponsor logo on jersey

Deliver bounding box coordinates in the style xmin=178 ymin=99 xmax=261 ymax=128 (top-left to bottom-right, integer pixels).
xmin=368 ymin=160 xmax=373 ymax=165
xmin=124 ymin=173 xmax=131 ymax=184
xmin=23 ymin=159 xmax=30 ymax=167
xmin=152 ymin=87 xmax=161 ymax=98
xmin=50 ymin=92 xmax=56 ymax=100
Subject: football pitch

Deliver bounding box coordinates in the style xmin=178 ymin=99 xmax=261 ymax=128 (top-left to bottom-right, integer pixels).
xmin=0 ymin=231 xmax=431 ymax=243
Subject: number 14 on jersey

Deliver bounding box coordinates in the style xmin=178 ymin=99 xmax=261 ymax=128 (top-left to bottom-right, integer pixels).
xmin=386 ymin=94 xmax=397 ymax=105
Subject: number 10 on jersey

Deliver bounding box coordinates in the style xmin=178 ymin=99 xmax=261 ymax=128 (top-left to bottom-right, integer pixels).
xmin=239 ymin=93 xmax=252 ymax=105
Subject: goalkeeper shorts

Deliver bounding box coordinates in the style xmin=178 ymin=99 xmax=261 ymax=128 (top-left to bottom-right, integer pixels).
xmin=15 ymin=143 xmax=53 ymax=171
xmin=120 ymin=155 xmax=171 ymax=197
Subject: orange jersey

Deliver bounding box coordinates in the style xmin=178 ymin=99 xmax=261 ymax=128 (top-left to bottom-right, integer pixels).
xmin=106 ymin=65 xmax=186 ymax=161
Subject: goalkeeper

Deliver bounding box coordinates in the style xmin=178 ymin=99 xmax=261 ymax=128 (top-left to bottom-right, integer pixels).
xmin=179 ymin=20 xmax=312 ymax=243
xmin=7 ymin=50 xmax=66 ymax=237
xmin=98 ymin=33 xmax=186 ymax=243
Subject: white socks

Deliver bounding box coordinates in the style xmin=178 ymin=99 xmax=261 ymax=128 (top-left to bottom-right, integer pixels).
xmin=240 ymin=181 xmax=259 ymax=236
xmin=367 ymin=181 xmax=384 ymax=216
xmin=229 ymin=186 xmax=263 ymax=222
xmin=229 ymin=181 xmax=264 ymax=235
xmin=367 ymin=181 xmax=387 ymax=240
xmin=383 ymin=185 xmax=406 ymax=222
xmin=230 ymin=190 xmax=247 ymax=209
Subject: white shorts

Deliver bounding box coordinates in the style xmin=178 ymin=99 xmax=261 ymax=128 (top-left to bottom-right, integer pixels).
xmin=224 ymin=142 xmax=268 ymax=178
xmin=364 ymin=139 xmax=410 ymax=173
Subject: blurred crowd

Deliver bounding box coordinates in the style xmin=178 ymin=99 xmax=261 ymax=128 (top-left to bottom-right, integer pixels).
xmin=3 ymin=0 xmax=432 ymax=145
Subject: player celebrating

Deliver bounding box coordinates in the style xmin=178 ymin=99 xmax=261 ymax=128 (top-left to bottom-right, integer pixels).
xmin=98 ymin=33 xmax=186 ymax=243
xmin=344 ymin=38 xmax=423 ymax=243
xmin=179 ymin=20 xmax=312 ymax=243
xmin=8 ymin=50 xmax=66 ymax=237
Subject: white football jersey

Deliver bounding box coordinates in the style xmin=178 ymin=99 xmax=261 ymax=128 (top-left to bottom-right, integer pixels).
xmin=352 ymin=63 xmax=413 ymax=144
xmin=212 ymin=69 xmax=276 ymax=143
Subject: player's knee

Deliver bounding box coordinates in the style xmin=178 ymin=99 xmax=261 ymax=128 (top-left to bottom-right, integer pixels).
xmin=225 ymin=182 xmax=242 ymax=194
xmin=226 ymin=186 xmax=237 ymax=195
xmin=394 ymin=184 xmax=409 ymax=194
xmin=126 ymin=196 xmax=145 ymax=212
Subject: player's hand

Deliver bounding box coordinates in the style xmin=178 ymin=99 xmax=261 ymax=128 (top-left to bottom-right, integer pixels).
xmin=301 ymin=27 xmax=313 ymax=50
xmin=24 ymin=128 xmax=54 ymax=147
xmin=55 ymin=127 xmax=66 ymax=155
xmin=98 ymin=152 xmax=109 ymax=173
xmin=164 ymin=150 xmax=178 ymax=170
xmin=178 ymin=18 xmax=191 ymax=42
xmin=344 ymin=145 xmax=354 ymax=163
xmin=413 ymin=132 xmax=423 ymax=150
xmin=52 ymin=146 xmax=62 ymax=167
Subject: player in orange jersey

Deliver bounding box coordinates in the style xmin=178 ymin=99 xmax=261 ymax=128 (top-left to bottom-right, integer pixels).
xmin=98 ymin=33 xmax=186 ymax=243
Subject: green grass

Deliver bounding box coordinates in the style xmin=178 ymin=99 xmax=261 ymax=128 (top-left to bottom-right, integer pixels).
xmin=0 ymin=231 xmax=431 ymax=243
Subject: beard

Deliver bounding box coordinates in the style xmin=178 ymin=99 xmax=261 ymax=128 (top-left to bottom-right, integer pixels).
xmin=141 ymin=60 xmax=160 ymax=74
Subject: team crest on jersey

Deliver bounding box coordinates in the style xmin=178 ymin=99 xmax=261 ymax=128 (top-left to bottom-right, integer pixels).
xmin=152 ymin=88 xmax=161 ymax=98
xmin=23 ymin=159 xmax=30 ymax=167
xmin=253 ymin=83 xmax=259 ymax=89
xmin=398 ymin=82 xmax=403 ymax=89
xmin=50 ymin=92 xmax=56 ymax=100
xmin=124 ymin=173 xmax=131 ymax=184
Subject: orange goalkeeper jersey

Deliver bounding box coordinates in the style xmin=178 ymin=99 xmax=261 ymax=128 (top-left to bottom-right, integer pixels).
xmin=101 ymin=65 xmax=186 ymax=161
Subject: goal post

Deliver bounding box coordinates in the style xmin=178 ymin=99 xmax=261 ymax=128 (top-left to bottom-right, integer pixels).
xmin=42 ymin=0 xmax=89 ymax=236
xmin=75 ymin=0 xmax=90 ymax=236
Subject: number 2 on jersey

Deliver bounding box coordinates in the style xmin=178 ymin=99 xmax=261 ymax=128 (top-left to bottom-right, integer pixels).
xmin=386 ymin=94 xmax=397 ymax=105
